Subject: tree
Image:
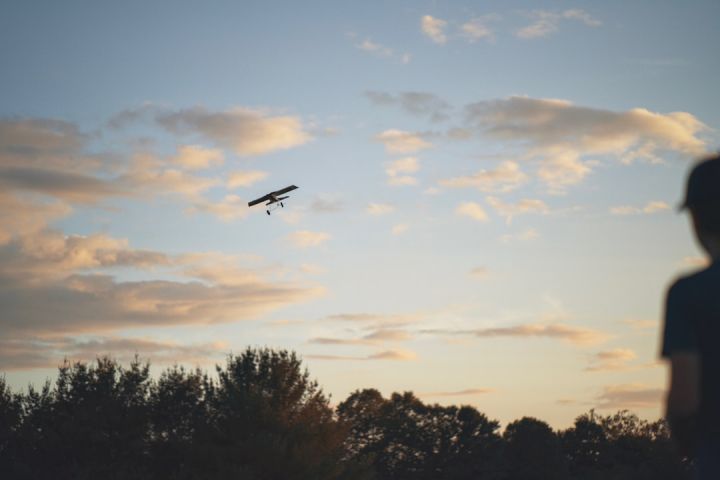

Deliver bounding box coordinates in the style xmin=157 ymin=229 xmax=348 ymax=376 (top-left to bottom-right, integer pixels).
xmin=502 ymin=417 xmax=568 ymax=480
xmin=208 ymin=347 xmax=361 ymax=480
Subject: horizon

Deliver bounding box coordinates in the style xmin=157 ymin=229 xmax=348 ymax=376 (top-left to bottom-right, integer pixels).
xmin=1 ymin=0 xmax=719 ymax=430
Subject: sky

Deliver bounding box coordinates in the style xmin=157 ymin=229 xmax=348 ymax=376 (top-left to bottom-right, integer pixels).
xmin=1 ymin=0 xmax=719 ymax=428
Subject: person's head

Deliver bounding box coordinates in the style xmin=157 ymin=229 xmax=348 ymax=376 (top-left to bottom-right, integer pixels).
xmin=681 ymin=154 xmax=720 ymax=257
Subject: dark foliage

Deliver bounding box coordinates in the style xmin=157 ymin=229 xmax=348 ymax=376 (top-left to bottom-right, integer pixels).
xmin=0 ymin=350 xmax=692 ymax=480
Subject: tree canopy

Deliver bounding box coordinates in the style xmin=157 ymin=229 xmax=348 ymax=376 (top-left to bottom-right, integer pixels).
xmin=0 ymin=349 xmax=691 ymax=479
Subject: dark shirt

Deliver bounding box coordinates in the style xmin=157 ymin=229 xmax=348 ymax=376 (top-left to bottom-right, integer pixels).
xmin=662 ymin=261 xmax=720 ymax=438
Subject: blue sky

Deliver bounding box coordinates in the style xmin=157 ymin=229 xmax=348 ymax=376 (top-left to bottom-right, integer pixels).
xmin=1 ymin=0 xmax=719 ymax=427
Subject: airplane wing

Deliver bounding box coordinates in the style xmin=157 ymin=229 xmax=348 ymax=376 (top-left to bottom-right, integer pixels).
xmin=272 ymin=185 xmax=298 ymax=196
xmin=248 ymin=194 xmax=272 ymax=207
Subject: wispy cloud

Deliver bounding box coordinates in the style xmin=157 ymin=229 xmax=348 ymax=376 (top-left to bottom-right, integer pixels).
xmin=440 ymin=161 xmax=528 ymax=193
xmin=367 ymin=203 xmax=395 ymax=215
xmin=516 ymin=9 xmax=601 ymax=39
xmin=486 ymin=196 xmax=548 ymax=223
xmin=585 ymin=348 xmax=637 ymax=371
xmin=385 ymin=157 xmax=420 ymax=186
xmin=456 ymin=202 xmax=490 ymax=222
xmin=227 ymin=170 xmax=268 ymax=188
xmin=392 ymin=223 xmax=409 ymax=236
xmin=460 ymin=15 xmax=499 ymax=43
xmin=375 ymin=129 xmax=432 ymax=154
xmin=187 ymin=194 xmax=249 ymax=222
xmin=365 ymin=91 xmax=451 ymax=122
xmin=610 ymin=201 xmax=670 ymax=215
xmin=422 ymin=388 xmax=494 ymax=397
xmin=500 ymin=228 xmax=539 ymax=243
xmin=305 ymin=349 xmax=416 ymax=361
xmin=426 ymin=323 xmax=608 ymax=345
xmin=171 ymin=145 xmax=224 ymax=170
xmin=595 ymin=384 xmax=663 ymax=409
xmin=287 ymin=230 xmax=331 ymax=248
xmin=421 ymin=15 xmax=448 ymax=44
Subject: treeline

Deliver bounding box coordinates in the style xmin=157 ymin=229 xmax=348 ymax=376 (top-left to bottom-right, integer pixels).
xmin=0 ymin=348 xmax=689 ymax=479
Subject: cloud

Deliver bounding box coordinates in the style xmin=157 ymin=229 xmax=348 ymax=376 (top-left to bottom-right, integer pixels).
xmin=375 ymin=129 xmax=432 ymax=154
xmin=422 ymin=388 xmax=494 ymax=397
xmin=610 ymin=201 xmax=670 ymax=215
xmin=0 ymin=230 xmax=323 ymax=337
xmin=0 ymin=118 xmax=99 ymax=172
xmin=367 ymin=203 xmax=395 ymax=215
xmin=516 ymin=9 xmax=601 ymax=39
xmin=595 ymin=384 xmax=663 ymax=409
xmin=322 ymin=312 xmax=420 ymax=328
xmin=287 ymin=230 xmax=330 ymax=248
xmin=299 ymin=263 xmax=326 ymax=275
xmin=622 ymin=319 xmax=657 ymax=330
xmin=309 ymin=328 xmax=412 ymax=346
xmin=586 ymin=348 xmax=637 ymax=371
xmin=426 ymin=323 xmax=607 ymax=345
xmin=305 ymin=349 xmax=416 ymax=361
xmin=465 ymin=96 xmax=707 ymax=190
xmin=365 ymin=91 xmax=451 ymax=122
xmin=500 ymin=228 xmax=539 ymax=243
xmin=356 ymin=38 xmax=393 ymax=57
xmin=310 ymin=196 xmax=344 ymax=213
xmin=460 ymin=15 xmax=499 ymax=43
xmin=171 ymin=145 xmax=224 ymax=170
xmin=469 ymin=267 xmax=490 ymax=279
xmin=386 ymin=157 xmax=420 ymax=186
xmin=187 ymin=194 xmax=249 ymax=222
xmin=456 ymin=202 xmax=489 ymax=222
xmin=0 ymin=193 xmax=72 ymax=245
xmin=227 ymin=170 xmax=268 ymax=188
xmin=421 ymin=15 xmax=448 ymax=44
xmin=0 ymin=167 xmax=127 ymax=204
xmin=392 ymin=224 xmax=409 ymax=236
xmin=486 ymin=196 xmax=548 ymax=222
xmin=0 ymin=336 xmax=228 ymax=370
xmin=440 ymin=161 xmax=528 ymax=193
xmin=157 ymin=106 xmax=311 ymax=156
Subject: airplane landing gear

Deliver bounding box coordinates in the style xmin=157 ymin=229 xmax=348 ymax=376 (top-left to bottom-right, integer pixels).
xmin=280 ymin=202 xmax=284 ymax=208
xmin=266 ymin=210 xmax=270 ymax=215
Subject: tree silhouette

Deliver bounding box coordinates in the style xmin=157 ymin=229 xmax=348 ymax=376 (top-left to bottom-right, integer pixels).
xmin=0 ymin=350 xmax=694 ymax=480
xmin=502 ymin=417 xmax=568 ymax=480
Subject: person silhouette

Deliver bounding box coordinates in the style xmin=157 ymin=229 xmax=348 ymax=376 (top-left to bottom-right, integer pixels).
xmin=662 ymin=154 xmax=720 ymax=478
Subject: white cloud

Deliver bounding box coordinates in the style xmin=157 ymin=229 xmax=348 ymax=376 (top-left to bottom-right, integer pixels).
xmin=375 ymin=129 xmax=432 ymax=154
xmin=356 ymin=38 xmax=393 ymax=57
xmin=367 ymin=203 xmax=395 ymax=215
xmin=287 ymin=230 xmax=330 ymax=248
xmin=465 ymin=96 xmax=707 ymax=191
xmin=227 ymin=170 xmax=268 ymax=188
xmin=610 ymin=201 xmax=670 ymax=215
xmin=516 ymin=9 xmax=601 ymax=39
xmin=365 ymin=91 xmax=451 ymax=122
xmin=586 ymin=348 xmax=637 ymax=371
xmin=386 ymin=157 xmax=420 ymax=186
xmin=392 ymin=224 xmax=409 ymax=236
xmin=486 ymin=196 xmax=548 ymax=223
xmin=426 ymin=322 xmax=608 ymax=345
xmin=187 ymin=194 xmax=249 ymax=222
xmin=421 ymin=15 xmax=448 ymax=44
xmin=157 ymin=106 xmax=311 ymax=156
xmin=500 ymin=228 xmax=539 ymax=243
xmin=456 ymin=202 xmax=489 ymax=222
xmin=440 ymin=161 xmax=528 ymax=193
xmin=171 ymin=145 xmax=224 ymax=170
xmin=460 ymin=16 xmax=498 ymax=43
xmin=595 ymin=384 xmax=663 ymax=409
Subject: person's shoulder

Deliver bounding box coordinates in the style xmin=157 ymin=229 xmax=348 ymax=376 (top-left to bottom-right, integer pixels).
xmin=667 ymin=263 xmax=718 ymax=298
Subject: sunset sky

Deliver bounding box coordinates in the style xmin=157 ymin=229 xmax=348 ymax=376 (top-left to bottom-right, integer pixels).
xmin=1 ymin=0 xmax=719 ymax=428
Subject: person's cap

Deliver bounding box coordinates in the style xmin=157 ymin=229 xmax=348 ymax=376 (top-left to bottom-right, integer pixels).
xmin=679 ymin=154 xmax=720 ymax=211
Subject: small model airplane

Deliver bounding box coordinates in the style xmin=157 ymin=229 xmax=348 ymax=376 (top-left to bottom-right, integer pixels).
xmin=248 ymin=185 xmax=298 ymax=215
